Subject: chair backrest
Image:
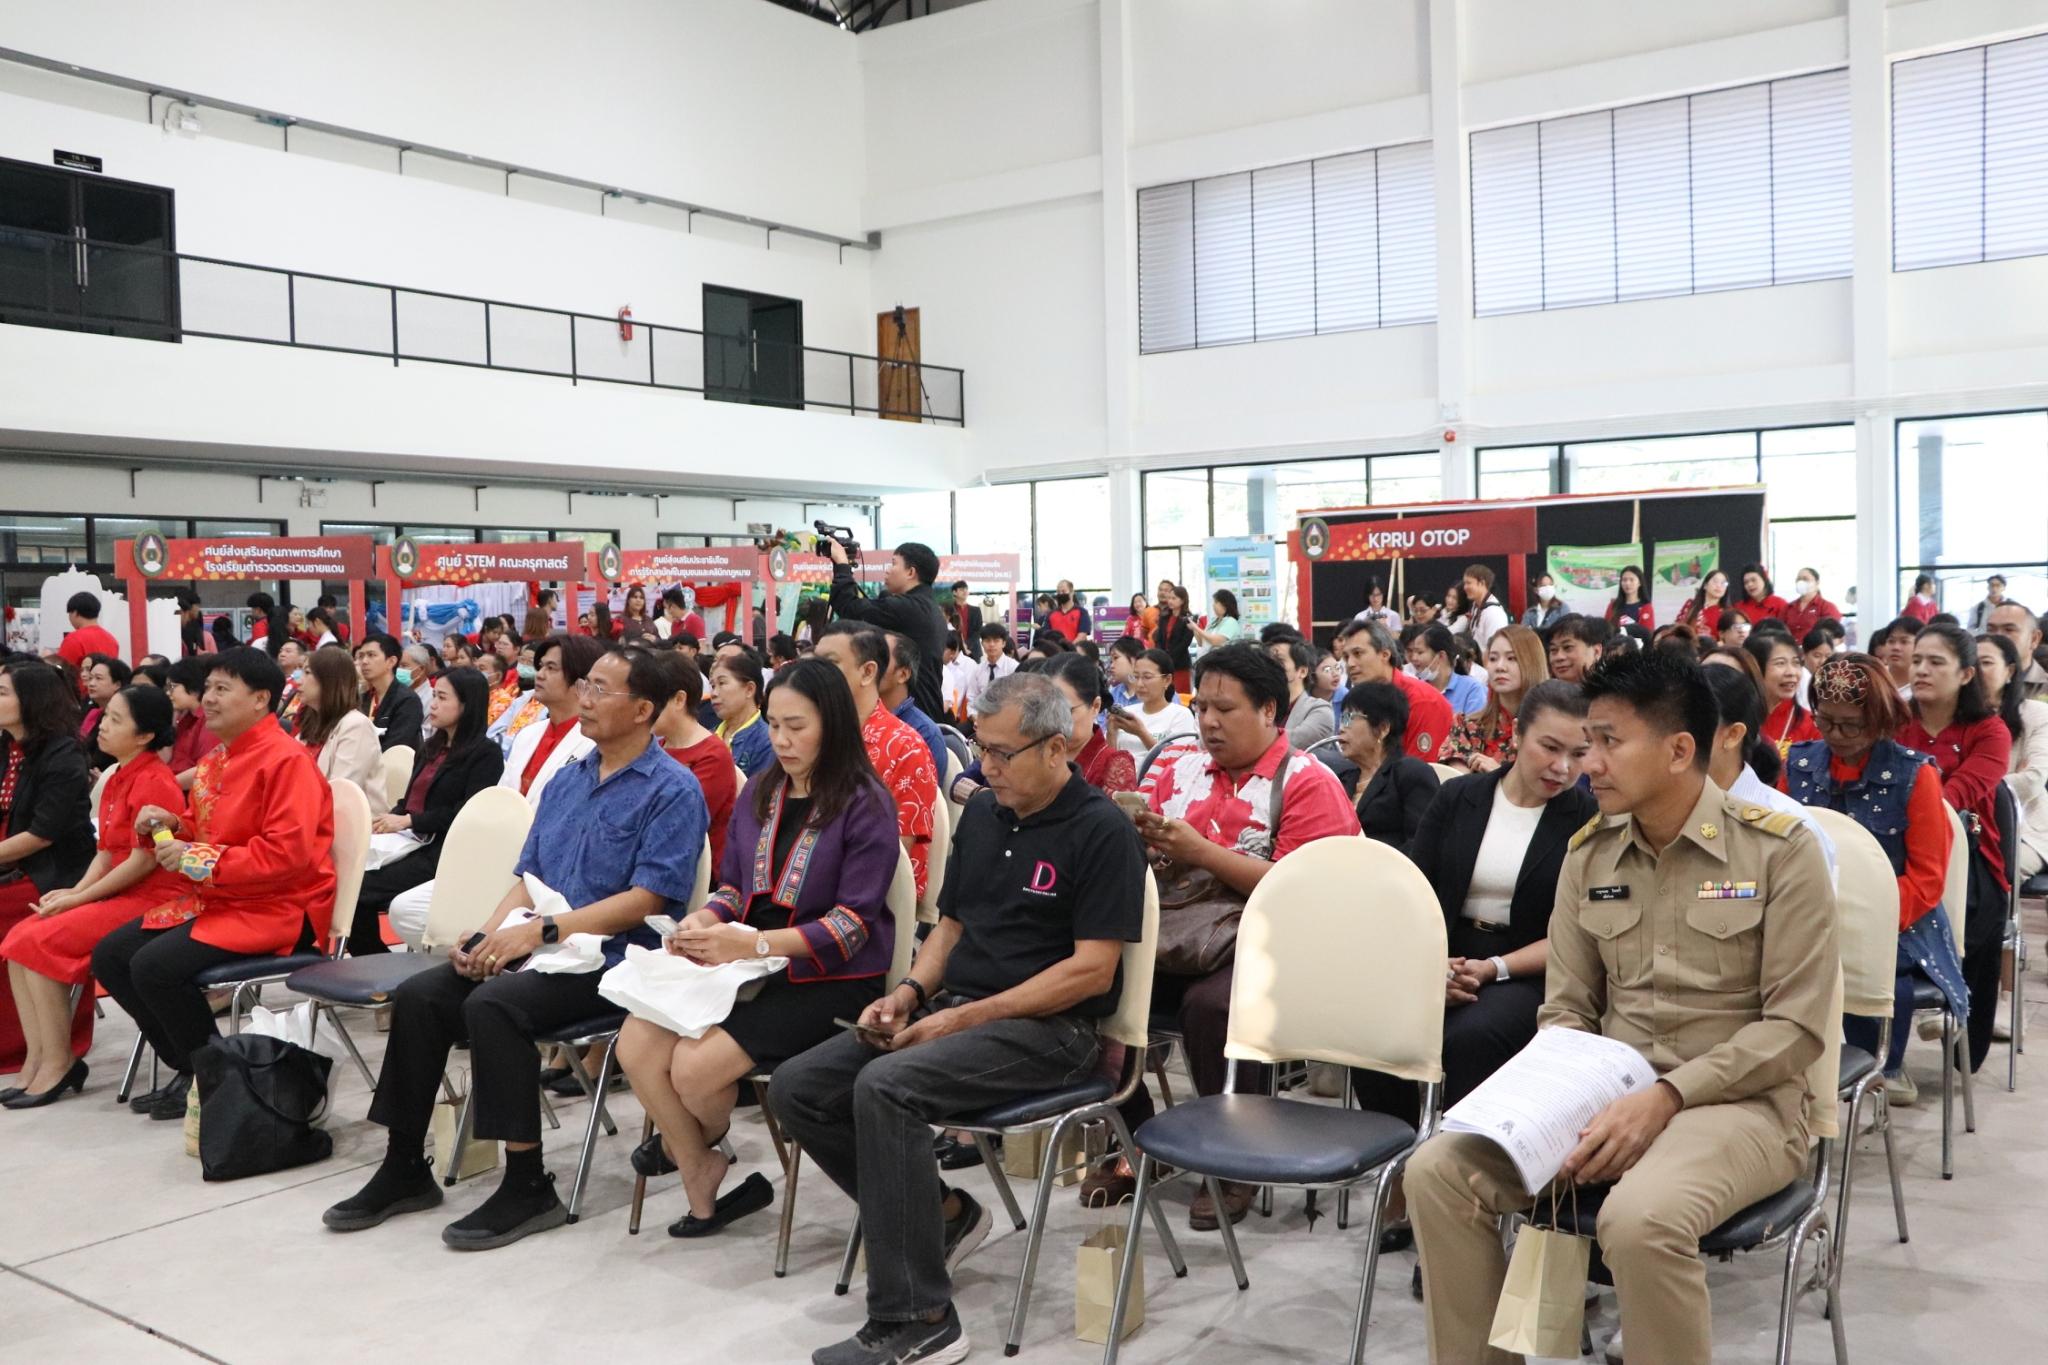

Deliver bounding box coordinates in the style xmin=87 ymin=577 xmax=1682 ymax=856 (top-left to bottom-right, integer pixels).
xmin=1803 ymin=807 xmax=1899 ymax=1021
xmin=886 ymin=845 xmax=918 ymax=981
xmin=917 ymin=785 xmax=952 ymax=926
xmin=1942 ymin=802 xmax=1968 ymax=951
xmin=939 ymin=724 xmax=972 ymax=774
xmin=732 ymin=764 xmax=750 ymax=802
xmin=1227 ymin=836 xmax=1446 ymax=1080
xmin=1807 ymin=969 xmax=1845 ymax=1140
xmin=421 ymin=786 xmax=535 ymax=949
xmin=88 ymin=764 xmax=114 ymax=830
xmin=1430 ymin=762 xmax=1463 ymax=783
xmin=1101 ymin=870 xmax=1162 ymax=1051
xmin=1137 ymin=731 xmax=1201 ymax=783
xmin=380 ymin=745 xmax=415 ymax=811
xmin=688 ymin=835 xmax=713 ymax=914
xmin=326 ymin=777 xmax=373 ymax=948
xmin=1994 ymin=780 xmax=2021 ymax=895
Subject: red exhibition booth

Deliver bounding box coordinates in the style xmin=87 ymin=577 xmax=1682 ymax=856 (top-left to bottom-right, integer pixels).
xmin=116 ymin=534 xmax=376 ymax=657
xmin=379 ymin=537 xmax=585 ymax=636
xmin=584 ymin=546 xmax=758 ymax=635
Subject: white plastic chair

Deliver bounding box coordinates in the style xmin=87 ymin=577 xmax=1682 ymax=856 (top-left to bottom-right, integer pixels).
xmin=1429 ymin=761 xmax=1463 ymax=783
xmin=917 ymin=783 xmax=952 ymax=927
xmin=380 ymin=745 xmax=414 ymax=812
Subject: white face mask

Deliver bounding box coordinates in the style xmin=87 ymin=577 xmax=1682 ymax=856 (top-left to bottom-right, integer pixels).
xmin=1536 ymin=585 xmax=1556 ymax=602
xmin=1797 ymin=579 xmax=1816 ymax=596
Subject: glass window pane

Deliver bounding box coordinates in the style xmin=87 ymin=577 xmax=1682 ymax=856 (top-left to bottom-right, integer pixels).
xmin=1769 ymin=518 xmax=1859 ymax=632
xmin=399 ymin=525 xmax=481 ymax=544
xmin=955 ymin=484 xmax=1033 ymax=585
xmin=881 ymin=491 xmax=953 ymax=555
xmin=1760 ymin=425 xmax=1855 ymax=518
xmin=1566 ymin=432 xmax=1756 ymax=494
xmin=657 ymin=534 xmax=711 ymax=549
xmin=193 ymin=519 xmax=279 ymax=539
xmin=1143 ymin=470 xmax=1209 ymax=547
xmin=322 ymin=522 xmax=397 ymax=546
xmin=1369 ymin=453 xmax=1443 ymax=506
xmin=1900 ymin=567 xmax=2048 ymax=621
xmin=1032 ymin=477 xmax=1110 ymax=597
xmin=94 ymin=517 xmax=175 ymax=561
xmin=1897 ymin=411 xmax=2048 ymax=567
xmin=479 ymin=528 xmax=551 ymax=543
xmin=1477 ymin=446 xmax=1557 ymax=499
xmin=0 ymin=514 xmax=88 ymax=565
xmin=559 ymin=530 xmax=618 ymax=557
xmin=1210 ymin=469 xmax=1252 ymax=538
xmin=1145 ymin=548 xmax=1191 ymax=600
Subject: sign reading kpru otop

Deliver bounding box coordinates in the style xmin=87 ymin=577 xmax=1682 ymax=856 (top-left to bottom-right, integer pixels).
xmin=126 ymin=535 xmax=376 ymax=581
xmin=1298 ymin=506 xmax=1537 ymax=562
xmin=383 ymin=538 xmax=581 ymax=584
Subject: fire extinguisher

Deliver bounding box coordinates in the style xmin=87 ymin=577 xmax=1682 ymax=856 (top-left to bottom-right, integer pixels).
xmin=617 ymin=306 xmax=633 ymax=342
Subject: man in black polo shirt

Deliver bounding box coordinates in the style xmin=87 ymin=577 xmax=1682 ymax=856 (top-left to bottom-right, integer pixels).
xmin=770 ymin=671 xmax=1146 ymax=1365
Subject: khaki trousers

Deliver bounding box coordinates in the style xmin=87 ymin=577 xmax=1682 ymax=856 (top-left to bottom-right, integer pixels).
xmin=1406 ymin=1099 xmax=1807 ymax=1365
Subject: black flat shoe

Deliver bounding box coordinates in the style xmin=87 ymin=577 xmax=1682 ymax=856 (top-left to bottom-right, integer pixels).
xmin=0 ymin=1087 xmax=22 ymax=1103
xmin=1 ymin=1059 xmax=87 ymax=1109
xmin=1378 ymin=1223 xmax=1414 ymax=1254
xmin=129 ymin=1081 xmax=176 ymax=1114
xmin=632 ymin=1133 xmax=679 ymax=1179
xmin=934 ymin=1134 xmax=991 ymax=1170
xmin=147 ymin=1073 xmax=192 ymax=1120
xmin=669 ymin=1172 xmax=773 ymax=1238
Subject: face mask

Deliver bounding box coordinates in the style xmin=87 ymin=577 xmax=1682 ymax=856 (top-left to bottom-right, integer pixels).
xmin=1797 ymin=580 xmax=1816 ymax=595
xmin=290 ymin=668 xmax=304 ymax=683
xmin=1536 ymin=585 xmax=1555 ymax=601
xmin=394 ymin=667 xmax=414 ymax=688
xmin=517 ymin=664 xmax=536 ymax=685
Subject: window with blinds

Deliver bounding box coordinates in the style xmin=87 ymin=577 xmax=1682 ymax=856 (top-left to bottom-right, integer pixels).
xmin=1470 ymin=69 xmax=1851 ymax=317
xmin=1136 ymin=141 xmax=1436 ymax=354
xmin=1894 ymin=32 xmax=2048 ymax=271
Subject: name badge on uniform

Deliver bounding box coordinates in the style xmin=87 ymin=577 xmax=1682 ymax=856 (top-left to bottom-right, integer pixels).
xmin=1697 ymin=880 xmax=1758 ymax=900
xmin=1589 ymin=886 xmax=1630 ymax=902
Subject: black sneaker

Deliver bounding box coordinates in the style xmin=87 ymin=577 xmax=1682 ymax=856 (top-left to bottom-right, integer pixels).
xmin=146 ymin=1073 xmax=192 ymax=1121
xmin=128 ymin=1080 xmax=179 ymax=1114
xmin=440 ymin=1171 xmax=569 ymax=1251
xmin=323 ymin=1157 xmax=444 ymax=1231
xmin=811 ymin=1306 xmax=969 ymax=1365
xmin=942 ymin=1187 xmax=990 ymax=1273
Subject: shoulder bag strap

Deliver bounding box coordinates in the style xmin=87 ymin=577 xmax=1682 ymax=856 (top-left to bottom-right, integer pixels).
xmin=1262 ymin=747 xmax=1293 ymax=861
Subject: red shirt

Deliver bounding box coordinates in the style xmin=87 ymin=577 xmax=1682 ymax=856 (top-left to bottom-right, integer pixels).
xmin=1821 ymin=755 xmax=1950 ymax=929
xmin=98 ymin=752 xmax=188 ymax=901
xmin=1741 ymin=594 xmax=1789 ymax=622
xmin=169 ymin=710 xmax=219 ymax=777
xmin=1393 ymin=669 xmax=1454 ymax=762
xmin=1900 ymin=712 xmax=2014 ymax=892
xmin=59 ymin=623 xmax=120 ymax=671
xmin=1145 ymin=731 xmax=1360 ymax=856
xmin=1903 ymin=596 xmax=1939 ymax=625
xmin=1764 ymin=699 xmax=1821 ymax=760
xmin=1077 ymin=731 xmax=1137 ymax=795
xmin=1605 ymin=600 xmax=1656 ymax=633
xmin=1046 ymin=606 xmax=1087 ymax=641
xmin=862 ymin=703 xmax=937 ymax=898
xmin=520 ymin=715 xmax=580 ymax=796
xmin=1781 ymin=595 xmax=1842 ymax=644
xmin=665 ymin=734 xmax=740 ymax=870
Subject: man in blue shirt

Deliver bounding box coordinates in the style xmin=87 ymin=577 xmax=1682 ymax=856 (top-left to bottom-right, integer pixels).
xmin=881 ymin=630 xmax=949 ymax=779
xmin=1406 ymin=622 xmax=1486 ymax=716
xmin=325 ymin=647 xmax=708 ymax=1251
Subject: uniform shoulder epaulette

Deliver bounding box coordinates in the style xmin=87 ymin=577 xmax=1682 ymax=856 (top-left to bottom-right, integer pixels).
xmin=1728 ymin=799 xmax=1802 ymax=838
xmin=1567 ymin=814 xmax=1607 ymax=852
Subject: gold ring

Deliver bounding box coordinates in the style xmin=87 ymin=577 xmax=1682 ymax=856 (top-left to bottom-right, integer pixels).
xmin=486 ymin=955 xmax=499 ymax=965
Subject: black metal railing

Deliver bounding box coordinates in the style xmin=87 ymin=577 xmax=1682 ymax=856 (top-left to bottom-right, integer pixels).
xmin=0 ymin=224 xmax=964 ymax=425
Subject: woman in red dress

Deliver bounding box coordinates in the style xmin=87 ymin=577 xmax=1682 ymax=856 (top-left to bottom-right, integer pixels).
xmin=1747 ymin=632 xmax=1820 ymax=760
xmin=2 ymin=686 xmax=183 ymax=1107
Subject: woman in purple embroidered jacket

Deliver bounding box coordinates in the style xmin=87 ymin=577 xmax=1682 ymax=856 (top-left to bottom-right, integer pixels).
xmin=617 ymin=657 xmax=900 ymax=1238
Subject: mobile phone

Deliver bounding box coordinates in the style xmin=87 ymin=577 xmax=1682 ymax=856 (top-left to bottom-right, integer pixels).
xmin=1107 ymin=703 xmax=1132 ymax=721
xmin=833 ymin=1016 xmax=891 ymax=1047
xmin=459 ymin=931 xmax=488 ymax=954
xmin=1112 ymin=791 xmax=1150 ymax=820
xmin=645 ymin=914 xmax=679 ymax=938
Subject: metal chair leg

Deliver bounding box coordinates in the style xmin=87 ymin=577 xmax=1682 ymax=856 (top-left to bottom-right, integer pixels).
xmin=444 ymin=1087 xmax=477 ymax=1187
xmin=326 ymin=1007 xmax=380 ymax=1093
xmin=1105 ymin=1113 xmax=1185 ymax=1278
xmin=1939 ymin=1012 xmax=1956 ymax=1179
xmin=563 ymin=1035 xmax=619 ymax=1223
xmin=835 ymin=1218 xmax=862 ymax=1296
xmin=1002 ymin=1113 xmax=1073 ymax=1357
xmin=1772 ymin=1207 xmax=1827 ymax=1365
xmin=1206 ymin=1175 xmax=1250 ymax=1290
xmin=1958 ymin=1024 xmax=1977 ymax=1133
xmin=1348 ymin=1161 xmax=1402 ymax=1365
xmin=758 ymin=1099 xmax=802 ymax=1279
xmin=562 ymin=1041 xmax=617 ymax=1136
xmin=116 ymin=1035 xmax=147 ymax=1103
xmin=1825 ymin=1243 xmax=1850 ymax=1365
xmin=976 ymin=1132 xmax=1027 ymax=1230
xmin=1101 ymin=1154 xmax=1153 ymax=1365
xmin=628 ymin=1115 xmax=652 ymax=1235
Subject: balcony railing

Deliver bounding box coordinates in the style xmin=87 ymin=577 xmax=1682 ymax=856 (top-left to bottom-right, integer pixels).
xmin=0 ymin=224 xmax=964 ymax=425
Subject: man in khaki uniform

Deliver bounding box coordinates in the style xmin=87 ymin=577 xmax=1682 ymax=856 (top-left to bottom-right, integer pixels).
xmin=1408 ymin=648 xmax=1838 ymax=1365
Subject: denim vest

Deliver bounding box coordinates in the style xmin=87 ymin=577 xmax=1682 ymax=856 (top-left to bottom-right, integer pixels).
xmin=1784 ymin=737 xmax=1969 ymax=1018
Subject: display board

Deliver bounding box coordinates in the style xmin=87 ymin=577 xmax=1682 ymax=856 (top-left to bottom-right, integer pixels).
xmin=379 ymin=537 xmax=583 ymax=635
xmin=116 ymin=535 xmax=375 ymax=658
xmin=586 ymin=546 xmax=758 ymax=636
xmin=1202 ymin=536 xmax=1278 ymax=630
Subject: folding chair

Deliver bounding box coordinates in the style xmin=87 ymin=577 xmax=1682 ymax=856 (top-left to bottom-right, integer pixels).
xmin=1135 ymin=732 xmax=1199 ymax=785
xmin=1429 ymin=761 xmax=1463 ymax=783
xmin=938 ymin=723 xmax=972 ymax=776
xmin=1917 ymin=804 xmax=1975 ymax=1178
xmin=380 ymin=746 xmax=414 ymax=812
xmin=285 ymin=786 xmax=535 ymax=1094
xmin=1100 ymin=837 xmax=1446 ymax=1365
xmin=916 ymin=784 xmax=952 ymax=928
xmin=1804 ymin=808 xmax=1911 ymax=1271
xmin=1993 ymin=782 xmax=2022 ymax=1089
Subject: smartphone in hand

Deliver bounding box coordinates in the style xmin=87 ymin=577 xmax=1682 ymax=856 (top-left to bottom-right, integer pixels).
xmin=1111 ymin=791 xmax=1150 ymax=821
xmin=833 ymin=1016 xmax=892 ymax=1048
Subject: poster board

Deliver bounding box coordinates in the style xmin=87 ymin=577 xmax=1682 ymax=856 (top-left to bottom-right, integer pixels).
xmin=379 ymin=538 xmax=582 ymax=635
xmin=1544 ymin=543 xmax=1644 ymax=617
xmin=586 ymin=546 xmax=759 ymax=636
xmin=1202 ymin=536 xmax=1278 ymax=630
xmin=117 ymin=535 xmax=375 ymax=658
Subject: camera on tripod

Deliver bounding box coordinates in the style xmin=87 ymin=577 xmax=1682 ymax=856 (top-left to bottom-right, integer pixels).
xmin=813 ymin=519 xmax=861 ymax=556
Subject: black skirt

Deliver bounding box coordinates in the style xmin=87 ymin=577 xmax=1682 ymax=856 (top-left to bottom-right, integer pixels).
xmin=722 ymin=970 xmax=884 ymax=1072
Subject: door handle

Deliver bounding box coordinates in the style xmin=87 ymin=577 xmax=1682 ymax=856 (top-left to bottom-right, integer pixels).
xmin=75 ymin=227 xmax=87 ymax=289
xmin=751 ymin=329 xmax=758 ymax=374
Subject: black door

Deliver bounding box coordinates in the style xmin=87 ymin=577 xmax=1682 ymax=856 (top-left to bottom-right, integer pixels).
xmin=0 ymin=156 xmax=178 ymax=341
xmin=702 ymin=285 xmax=804 ymax=409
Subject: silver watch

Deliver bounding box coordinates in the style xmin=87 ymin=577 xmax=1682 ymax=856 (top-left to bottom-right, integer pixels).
xmin=1491 ymin=955 xmax=1511 ymax=983
xmin=755 ymin=932 xmax=772 ymax=958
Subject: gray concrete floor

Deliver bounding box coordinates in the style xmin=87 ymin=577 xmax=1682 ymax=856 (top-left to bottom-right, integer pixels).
xmin=5 ymin=918 xmax=2044 ymax=1364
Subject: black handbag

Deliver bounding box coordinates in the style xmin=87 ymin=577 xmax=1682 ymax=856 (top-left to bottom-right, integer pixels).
xmin=191 ymin=1034 xmax=334 ymax=1182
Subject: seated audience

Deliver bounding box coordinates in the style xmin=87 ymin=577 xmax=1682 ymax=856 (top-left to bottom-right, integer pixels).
xmin=92 ymin=648 xmax=337 ymax=1120
xmin=1786 ymin=653 xmax=1960 ymax=1104
xmin=1313 ymin=648 xmax=1345 ymax=704
xmin=1335 ymin=681 xmax=1440 ymax=846
xmin=2 ymin=685 xmax=181 ymax=1107
xmin=1605 ymin=563 xmax=1655 ymax=633
xmin=1782 ymin=567 xmax=1842 ymax=642
xmin=1107 ymin=647 xmax=1195 ymax=759
xmin=1407 ymin=621 xmax=1486 ymax=716
xmin=619 ymin=658 xmax=899 ymax=1237
xmin=1980 ymin=632 xmax=2048 ymax=880
xmin=401 ymin=642 xmax=440 ymax=736
xmin=767 ymin=631 xmax=800 ymax=673
xmin=1265 ymin=634 xmax=1335 ymax=748
xmin=79 ymin=653 xmax=132 ymax=770
xmin=1041 ymin=651 xmax=1138 ymax=794
xmin=356 ymin=634 xmax=423 ymax=753
xmin=132 ymin=661 xmax=169 ymax=690
xmin=275 ymin=638 xmax=307 ymax=724
xmin=1746 ymin=628 xmax=1820 ymax=759
xmin=880 ymin=632 xmax=947 ymax=778
xmin=1443 ymin=625 xmax=1548 ymax=773
xmin=655 ymin=587 xmax=708 ymax=643
xmin=1901 ymin=621 xmax=2012 ymax=1071
xmin=296 ymin=646 xmax=391 ymax=818
xmin=1984 ymin=600 xmax=2048 ymax=700
xmin=475 ymin=654 xmax=517 ymax=723
xmin=324 ymin=647 xmax=706 ymax=1249
xmin=814 ymin=623 xmax=937 ymax=900
xmin=1799 ymin=625 xmax=1837 ymax=696
xmin=1544 ymin=613 xmax=1607 ymax=685
xmin=650 ymin=650 xmax=738 ymax=871
xmin=1117 ymin=643 xmax=1360 ymax=1225
xmin=1675 ymin=569 xmax=1731 ymax=637
xmin=1334 ymin=618 xmax=1452 ymax=762
xmin=769 ymin=671 xmax=1146 ymax=1364
xmin=1409 ymin=648 xmax=1835 ymax=1365
xmin=1354 ymin=681 xmax=1594 ymax=1133
xmin=347 ymin=667 xmax=505 ymax=958
xmin=710 ymin=648 xmax=773 ymax=778
xmin=165 ymin=655 xmax=219 ymax=792
xmin=1737 ymin=562 xmax=1789 ymax=622
xmin=57 ymin=592 xmax=119 ymax=674
xmin=386 ymin=634 xmax=602 ymax=949
xmin=1698 ymin=663 xmax=1836 ymax=878
xmin=1104 ymin=634 xmax=1143 ymax=714
xmin=1716 ymin=607 xmax=1753 ymax=649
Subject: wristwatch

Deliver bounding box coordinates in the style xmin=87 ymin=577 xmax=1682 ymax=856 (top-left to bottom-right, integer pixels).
xmin=1490 ymin=955 xmax=1510 ymax=983
xmin=754 ymin=932 xmax=772 ymax=958
xmin=539 ymin=916 xmax=560 ymax=945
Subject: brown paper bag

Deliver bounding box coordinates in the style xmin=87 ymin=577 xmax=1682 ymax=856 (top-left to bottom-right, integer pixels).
xmin=183 ymin=1082 xmax=201 ymax=1158
xmin=431 ymin=1098 xmax=498 ymax=1182
xmin=1075 ymin=1223 xmax=1144 ymax=1343
xmin=1487 ymin=1188 xmax=1591 ymax=1359
xmin=1001 ymin=1126 xmax=1088 ymax=1186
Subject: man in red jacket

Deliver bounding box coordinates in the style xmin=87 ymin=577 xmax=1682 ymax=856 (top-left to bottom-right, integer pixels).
xmin=1334 ymin=617 xmax=1452 ymax=761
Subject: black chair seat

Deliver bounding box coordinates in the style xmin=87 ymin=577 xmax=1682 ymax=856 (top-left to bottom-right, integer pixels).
xmin=1557 ymin=1177 xmax=1816 ymax=1253
xmin=285 ymin=952 xmax=444 ymax=1006
xmin=955 ymin=1078 xmax=1115 ymax=1131
xmin=1839 ymin=1045 xmax=1878 ymax=1093
xmin=1131 ymin=1093 xmax=1415 ymax=1186
xmin=540 ymin=1011 xmax=628 ymax=1045
xmin=2023 ymin=872 xmax=2048 ymax=898
xmin=194 ymin=953 xmax=327 ymax=988
xmin=1911 ymin=978 xmax=1946 ymax=1011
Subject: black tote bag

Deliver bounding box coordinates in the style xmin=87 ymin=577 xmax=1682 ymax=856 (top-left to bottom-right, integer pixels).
xmin=191 ymin=1034 xmax=334 ymax=1181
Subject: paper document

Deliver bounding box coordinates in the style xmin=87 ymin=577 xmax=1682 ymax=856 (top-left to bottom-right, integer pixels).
xmin=1441 ymin=1028 xmax=1659 ymax=1195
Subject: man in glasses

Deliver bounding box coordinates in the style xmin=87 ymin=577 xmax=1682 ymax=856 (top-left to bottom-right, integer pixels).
xmin=771 ymin=672 xmax=1147 ymax=1365
xmin=326 ymin=646 xmax=709 ymax=1251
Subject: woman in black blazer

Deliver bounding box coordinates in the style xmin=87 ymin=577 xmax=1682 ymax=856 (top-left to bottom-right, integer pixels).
xmin=346 ymin=667 xmax=504 ymax=956
xmin=1355 ymin=680 xmax=1597 ymax=1122
xmin=0 ymin=661 xmax=95 ymax=918
xmin=1336 ymin=681 xmax=1440 ymax=845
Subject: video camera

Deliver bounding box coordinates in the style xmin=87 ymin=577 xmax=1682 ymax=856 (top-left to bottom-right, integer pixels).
xmin=813 ymin=519 xmax=861 ymax=556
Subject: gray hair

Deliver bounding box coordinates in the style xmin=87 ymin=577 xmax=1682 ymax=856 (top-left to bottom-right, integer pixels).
xmin=972 ymin=671 xmax=1071 ymax=741
xmin=1334 ymin=616 xmax=1395 ymax=657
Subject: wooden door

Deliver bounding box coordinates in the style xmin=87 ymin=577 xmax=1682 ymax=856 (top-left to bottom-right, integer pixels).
xmin=878 ymin=306 xmax=922 ymax=422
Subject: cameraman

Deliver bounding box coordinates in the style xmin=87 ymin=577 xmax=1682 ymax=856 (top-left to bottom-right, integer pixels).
xmin=824 ymin=536 xmax=948 ymax=722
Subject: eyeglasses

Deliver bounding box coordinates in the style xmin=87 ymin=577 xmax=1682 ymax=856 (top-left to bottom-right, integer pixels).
xmin=1813 ymin=713 xmax=1868 ymax=738
xmin=575 ymin=679 xmax=627 ymax=702
xmin=981 ymin=732 xmax=1056 ymax=766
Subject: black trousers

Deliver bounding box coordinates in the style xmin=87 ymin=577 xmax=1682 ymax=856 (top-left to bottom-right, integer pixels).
xmin=345 ymin=845 xmax=444 ymax=959
xmin=367 ymin=961 xmax=609 ymax=1146
xmin=1962 ymin=850 xmax=2006 ymax=1073
xmin=92 ymin=917 xmax=316 ymax=1073
xmin=1351 ymin=977 xmax=1546 ymax=1124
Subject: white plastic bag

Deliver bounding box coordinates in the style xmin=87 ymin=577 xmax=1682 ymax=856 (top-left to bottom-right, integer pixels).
xmin=243 ymin=1002 xmax=317 ymax=1050
xmin=597 ymin=945 xmax=786 ymax=1038
xmin=511 ymin=874 xmax=609 ymax=974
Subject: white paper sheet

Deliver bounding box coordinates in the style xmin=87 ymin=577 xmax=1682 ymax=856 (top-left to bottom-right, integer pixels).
xmin=1441 ymin=1027 xmax=1659 ymax=1195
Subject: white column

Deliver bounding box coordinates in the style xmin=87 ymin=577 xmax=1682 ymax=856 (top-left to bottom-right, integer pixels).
xmin=1107 ymin=464 xmax=1142 ymax=600
xmin=1849 ymin=0 xmax=1895 ymax=628
xmin=1099 ymin=0 xmax=1137 ymax=457
xmin=1429 ymin=0 xmax=1474 ymax=501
